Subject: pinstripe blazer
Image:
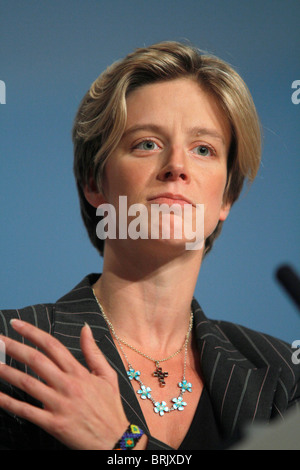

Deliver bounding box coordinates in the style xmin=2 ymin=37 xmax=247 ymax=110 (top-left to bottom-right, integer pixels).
xmin=0 ymin=273 xmax=299 ymax=450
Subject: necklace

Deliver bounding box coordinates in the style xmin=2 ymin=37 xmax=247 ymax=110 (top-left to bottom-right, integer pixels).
xmin=93 ymin=289 xmax=193 ymax=416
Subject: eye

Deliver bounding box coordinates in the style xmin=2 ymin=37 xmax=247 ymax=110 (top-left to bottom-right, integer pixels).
xmin=133 ymin=140 xmax=160 ymax=151
xmin=191 ymin=145 xmax=215 ymax=157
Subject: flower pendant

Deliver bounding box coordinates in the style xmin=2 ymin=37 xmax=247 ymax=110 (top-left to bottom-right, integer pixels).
xmin=178 ymin=379 xmax=192 ymax=393
xmin=137 ymin=385 xmax=152 ymax=400
xmin=127 ymin=368 xmax=141 ymax=381
xmin=154 ymin=401 xmax=169 ymax=416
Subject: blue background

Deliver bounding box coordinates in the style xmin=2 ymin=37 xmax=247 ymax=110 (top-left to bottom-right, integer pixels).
xmin=1 ymin=0 xmax=299 ymax=342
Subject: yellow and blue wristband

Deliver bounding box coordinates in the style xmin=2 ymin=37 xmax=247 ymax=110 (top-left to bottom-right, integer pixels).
xmin=113 ymin=424 xmax=144 ymax=450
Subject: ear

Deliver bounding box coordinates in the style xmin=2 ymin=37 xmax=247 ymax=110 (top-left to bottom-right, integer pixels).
xmin=83 ymin=179 xmax=107 ymax=208
xmin=219 ymin=200 xmax=231 ymax=222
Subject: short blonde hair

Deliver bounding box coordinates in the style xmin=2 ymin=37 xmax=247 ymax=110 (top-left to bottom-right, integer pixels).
xmin=73 ymin=41 xmax=261 ymax=255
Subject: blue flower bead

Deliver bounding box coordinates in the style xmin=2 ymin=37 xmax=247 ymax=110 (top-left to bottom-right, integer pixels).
xmin=172 ymin=396 xmax=187 ymax=411
xmin=127 ymin=368 xmax=141 ymax=381
xmin=137 ymin=385 xmax=152 ymax=400
xmin=154 ymin=401 xmax=169 ymax=416
xmin=178 ymin=379 xmax=192 ymax=393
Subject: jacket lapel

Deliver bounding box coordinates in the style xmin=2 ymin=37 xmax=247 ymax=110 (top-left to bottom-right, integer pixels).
xmin=192 ymin=300 xmax=281 ymax=439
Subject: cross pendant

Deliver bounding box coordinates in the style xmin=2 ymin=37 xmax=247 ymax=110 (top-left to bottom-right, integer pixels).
xmin=153 ymin=363 xmax=169 ymax=387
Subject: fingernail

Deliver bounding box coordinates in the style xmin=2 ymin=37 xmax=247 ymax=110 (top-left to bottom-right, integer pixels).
xmin=84 ymin=322 xmax=93 ymax=333
xmin=10 ymin=319 xmax=24 ymax=328
xmin=0 ymin=339 xmax=6 ymax=364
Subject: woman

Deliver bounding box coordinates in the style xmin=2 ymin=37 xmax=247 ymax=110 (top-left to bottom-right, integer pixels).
xmin=0 ymin=41 xmax=299 ymax=450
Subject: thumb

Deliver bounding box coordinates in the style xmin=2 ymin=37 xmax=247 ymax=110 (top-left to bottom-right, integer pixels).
xmin=80 ymin=323 xmax=115 ymax=379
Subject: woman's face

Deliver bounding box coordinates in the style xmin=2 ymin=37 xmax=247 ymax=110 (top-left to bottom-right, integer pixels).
xmin=89 ymin=78 xmax=231 ymax=253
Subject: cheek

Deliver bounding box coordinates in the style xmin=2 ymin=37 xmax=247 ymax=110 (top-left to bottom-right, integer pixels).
xmin=201 ymin=166 xmax=227 ymax=205
xmin=208 ymin=178 xmax=226 ymax=206
xmin=103 ymin=158 xmax=149 ymax=204
xmin=200 ymin=171 xmax=228 ymax=235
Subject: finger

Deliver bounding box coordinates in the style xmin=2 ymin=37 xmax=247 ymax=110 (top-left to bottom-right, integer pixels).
xmin=0 ymin=362 xmax=56 ymax=408
xmin=80 ymin=324 xmax=117 ymax=381
xmin=0 ymin=334 xmax=66 ymax=389
xmin=9 ymin=319 xmax=79 ymax=373
xmin=0 ymin=389 xmax=53 ymax=431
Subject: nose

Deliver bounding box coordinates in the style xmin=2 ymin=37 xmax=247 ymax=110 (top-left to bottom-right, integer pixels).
xmin=157 ymin=146 xmax=190 ymax=183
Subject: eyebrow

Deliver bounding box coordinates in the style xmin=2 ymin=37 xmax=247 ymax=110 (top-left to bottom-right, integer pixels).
xmin=188 ymin=126 xmax=226 ymax=146
xmin=122 ymin=124 xmax=226 ymax=146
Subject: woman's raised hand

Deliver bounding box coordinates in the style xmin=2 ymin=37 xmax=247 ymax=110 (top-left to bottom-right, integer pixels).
xmin=0 ymin=320 xmax=144 ymax=449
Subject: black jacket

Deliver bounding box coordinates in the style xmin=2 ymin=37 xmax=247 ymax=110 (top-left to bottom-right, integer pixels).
xmin=0 ymin=274 xmax=299 ymax=450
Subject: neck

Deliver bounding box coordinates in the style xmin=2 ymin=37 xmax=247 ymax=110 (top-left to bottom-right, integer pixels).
xmin=92 ymin=240 xmax=204 ymax=356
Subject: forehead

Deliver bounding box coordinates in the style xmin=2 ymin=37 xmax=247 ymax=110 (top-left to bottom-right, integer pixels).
xmin=124 ymin=78 xmax=231 ymax=147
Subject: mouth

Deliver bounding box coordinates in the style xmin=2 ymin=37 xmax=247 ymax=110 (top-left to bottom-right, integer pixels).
xmin=147 ymin=193 xmax=194 ymax=207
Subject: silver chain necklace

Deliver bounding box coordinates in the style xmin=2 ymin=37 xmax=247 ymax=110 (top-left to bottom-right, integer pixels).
xmin=93 ymin=289 xmax=193 ymax=416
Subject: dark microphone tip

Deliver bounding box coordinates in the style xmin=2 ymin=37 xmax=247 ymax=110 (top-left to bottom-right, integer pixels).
xmin=276 ymin=264 xmax=294 ymax=280
xmin=275 ymin=264 xmax=300 ymax=311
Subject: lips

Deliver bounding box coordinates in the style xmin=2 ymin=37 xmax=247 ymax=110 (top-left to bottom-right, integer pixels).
xmin=147 ymin=193 xmax=194 ymax=206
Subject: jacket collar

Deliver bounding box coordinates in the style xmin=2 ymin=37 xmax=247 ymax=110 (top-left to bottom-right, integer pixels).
xmin=54 ymin=274 xmax=280 ymax=441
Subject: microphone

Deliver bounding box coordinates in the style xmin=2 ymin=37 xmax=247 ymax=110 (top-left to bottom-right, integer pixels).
xmin=276 ymin=264 xmax=300 ymax=311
